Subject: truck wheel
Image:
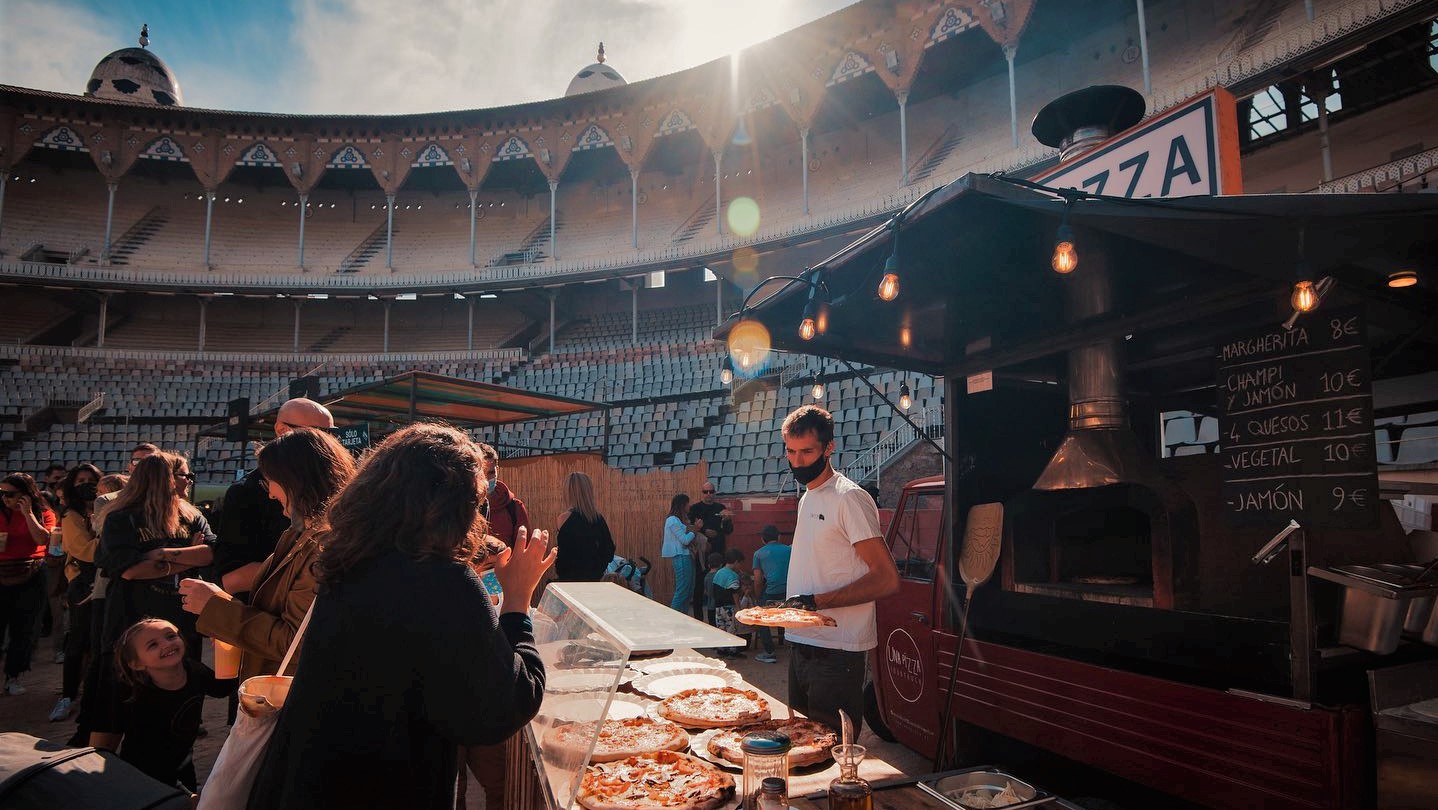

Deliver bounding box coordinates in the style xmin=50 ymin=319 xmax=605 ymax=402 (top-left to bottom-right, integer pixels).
xmin=863 ymin=681 xmax=897 ymax=742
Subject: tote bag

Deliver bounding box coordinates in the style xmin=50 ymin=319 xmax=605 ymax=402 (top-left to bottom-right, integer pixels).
xmin=195 ymin=600 xmax=315 ymax=810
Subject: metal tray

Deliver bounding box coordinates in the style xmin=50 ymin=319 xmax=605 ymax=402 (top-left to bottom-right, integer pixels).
xmin=916 ymin=768 xmax=1054 ymax=810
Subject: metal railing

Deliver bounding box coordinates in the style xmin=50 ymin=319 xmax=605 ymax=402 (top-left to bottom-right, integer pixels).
xmin=843 ymin=405 xmax=943 ymax=487
xmin=1316 ymin=147 xmax=1438 ymax=194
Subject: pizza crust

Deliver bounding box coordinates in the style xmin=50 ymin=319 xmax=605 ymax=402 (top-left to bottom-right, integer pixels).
xmin=734 ymin=606 xmax=838 ymax=628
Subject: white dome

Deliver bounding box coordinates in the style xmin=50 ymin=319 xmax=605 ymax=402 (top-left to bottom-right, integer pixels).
xmin=86 ymin=47 xmax=184 ymax=106
xmin=565 ymin=43 xmax=626 ymax=97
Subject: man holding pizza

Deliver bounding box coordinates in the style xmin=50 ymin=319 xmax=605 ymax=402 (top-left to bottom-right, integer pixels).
xmin=778 ymin=404 xmax=900 ymax=734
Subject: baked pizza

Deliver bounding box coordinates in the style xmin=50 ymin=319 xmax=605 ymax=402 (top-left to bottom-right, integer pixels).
xmin=546 ymin=717 xmax=690 ymax=763
xmin=577 ymin=750 xmax=735 ymax=810
xmin=706 ymin=718 xmax=838 ymax=768
xmin=734 ymin=606 xmax=837 ymax=628
xmin=657 ymin=687 xmax=771 ymax=729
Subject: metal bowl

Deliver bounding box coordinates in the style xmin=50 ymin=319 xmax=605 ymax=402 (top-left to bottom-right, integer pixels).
xmin=918 ymin=770 xmax=1047 ymax=810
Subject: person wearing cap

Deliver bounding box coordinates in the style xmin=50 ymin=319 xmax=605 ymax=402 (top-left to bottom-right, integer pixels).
xmin=750 ymin=524 xmax=791 ymax=664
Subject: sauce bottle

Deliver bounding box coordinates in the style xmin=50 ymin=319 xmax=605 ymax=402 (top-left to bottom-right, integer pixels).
xmin=827 ymin=744 xmax=872 ymax=810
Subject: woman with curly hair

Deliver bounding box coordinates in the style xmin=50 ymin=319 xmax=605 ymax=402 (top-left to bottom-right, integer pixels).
xmin=247 ymin=423 xmax=555 ymax=810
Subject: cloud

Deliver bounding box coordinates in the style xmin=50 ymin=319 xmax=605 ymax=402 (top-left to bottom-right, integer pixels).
xmin=288 ymin=0 xmax=855 ymax=115
xmin=0 ymin=0 xmax=116 ymax=96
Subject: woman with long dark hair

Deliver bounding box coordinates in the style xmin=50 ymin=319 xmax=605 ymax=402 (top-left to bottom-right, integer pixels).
xmin=247 ymin=423 xmax=554 ymax=810
xmin=554 ymin=471 xmax=616 ymax=581
xmin=97 ymin=453 xmax=214 ymax=659
xmin=661 ymin=492 xmax=700 ymax=614
xmin=0 ymin=473 xmax=58 ymax=695
xmin=49 ymin=463 xmax=103 ymax=721
xmin=180 ymin=428 xmax=356 ymax=681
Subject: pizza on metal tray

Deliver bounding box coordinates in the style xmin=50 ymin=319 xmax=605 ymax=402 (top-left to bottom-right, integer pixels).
xmin=545 ymin=716 xmax=690 ymax=763
xmin=733 ymin=606 xmax=837 ymax=628
xmin=577 ymin=750 xmax=735 ymax=810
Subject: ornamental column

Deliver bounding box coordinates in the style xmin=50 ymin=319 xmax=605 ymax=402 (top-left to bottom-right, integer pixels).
xmin=468 ymin=190 xmax=479 ymax=267
xmin=297 ymin=192 xmax=309 ymax=270
xmin=630 ymin=168 xmax=640 ymax=249
xmin=713 ymin=151 xmax=723 ymax=236
xmin=202 ymin=190 xmax=216 ymax=269
xmin=102 ymin=182 xmax=118 ymax=264
xmin=897 ymin=92 xmax=909 ymax=187
xmin=548 ymin=180 xmax=559 ymax=261
xmin=385 ymin=193 xmax=396 ymax=271
xmin=800 ymin=129 xmax=810 ymax=215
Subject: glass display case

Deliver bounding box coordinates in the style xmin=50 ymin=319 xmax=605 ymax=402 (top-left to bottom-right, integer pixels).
xmin=526 ymin=581 xmax=743 ymax=810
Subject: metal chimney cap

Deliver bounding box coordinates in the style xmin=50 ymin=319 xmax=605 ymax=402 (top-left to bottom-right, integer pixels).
xmin=1031 ymin=85 xmax=1145 ymax=151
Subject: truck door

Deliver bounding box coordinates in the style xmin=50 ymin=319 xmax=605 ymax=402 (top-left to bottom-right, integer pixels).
xmin=875 ymin=486 xmax=944 ymax=758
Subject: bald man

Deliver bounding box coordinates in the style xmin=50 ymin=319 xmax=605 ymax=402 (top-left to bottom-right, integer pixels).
xmin=213 ymin=397 xmax=334 ymax=599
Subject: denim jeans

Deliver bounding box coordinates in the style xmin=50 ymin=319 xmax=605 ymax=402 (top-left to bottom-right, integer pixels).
xmin=668 ymin=554 xmax=695 ymax=614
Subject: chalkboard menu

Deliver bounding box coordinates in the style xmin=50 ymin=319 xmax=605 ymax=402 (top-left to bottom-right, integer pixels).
xmin=1217 ymin=307 xmax=1378 ymax=529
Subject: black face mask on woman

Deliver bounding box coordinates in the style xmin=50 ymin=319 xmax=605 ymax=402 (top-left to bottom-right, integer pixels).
xmin=789 ymin=453 xmax=829 ymax=486
xmin=75 ymin=483 xmax=99 ymax=502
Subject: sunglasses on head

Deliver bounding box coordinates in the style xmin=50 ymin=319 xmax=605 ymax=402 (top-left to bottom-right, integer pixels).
xmin=174 ymin=472 xmax=196 ymax=482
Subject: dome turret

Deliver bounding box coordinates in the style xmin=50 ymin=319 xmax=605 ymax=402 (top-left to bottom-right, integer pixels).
xmin=86 ymin=25 xmax=184 ymax=106
xmin=565 ymin=42 xmax=627 ymax=97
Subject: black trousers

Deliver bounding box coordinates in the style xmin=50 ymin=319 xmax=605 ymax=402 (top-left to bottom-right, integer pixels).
xmin=0 ymin=569 xmax=47 ymax=678
xmin=62 ymin=573 xmax=95 ymax=698
xmin=788 ymin=642 xmax=866 ymax=736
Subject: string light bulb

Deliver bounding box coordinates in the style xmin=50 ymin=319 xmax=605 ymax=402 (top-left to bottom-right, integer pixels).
xmin=878 ymin=254 xmax=900 ymax=301
xmin=720 ymin=356 xmax=734 ymax=385
xmin=798 ymin=297 xmax=818 ymax=341
xmin=1290 ymin=279 xmax=1319 ymax=313
xmin=1388 ymin=270 xmax=1419 ymax=288
xmin=1051 ymin=223 xmax=1078 ymax=274
xmin=810 ymin=370 xmax=825 ymax=401
xmin=899 ymin=381 xmax=912 ymax=411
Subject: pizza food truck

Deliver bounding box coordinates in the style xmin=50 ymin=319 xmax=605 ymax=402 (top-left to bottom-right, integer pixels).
xmin=724 ymin=88 xmax=1438 ymax=809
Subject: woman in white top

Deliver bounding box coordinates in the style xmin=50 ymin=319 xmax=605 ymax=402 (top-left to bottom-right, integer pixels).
xmin=660 ymin=494 xmax=700 ymax=614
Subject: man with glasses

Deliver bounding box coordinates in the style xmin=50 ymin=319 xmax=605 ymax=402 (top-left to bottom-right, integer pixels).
xmin=687 ymin=481 xmax=732 ymax=618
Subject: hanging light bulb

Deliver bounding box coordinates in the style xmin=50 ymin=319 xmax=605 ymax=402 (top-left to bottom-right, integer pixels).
xmin=1290 ymin=279 xmax=1319 ymax=312
xmin=798 ymin=297 xmax=818 ymax=341
xmin=1387 ymin=270 xmax=1419 ymax=288
xmin=810 ymin=371 xmax=824 ymax=401
xmin=720 ymin=356 xmax=734 ymax=385
xmin=1051 ymin=223 xmax=1078 ymax=274
xmin=878 ymin=254 xmax=900 ymax=301
xmin=899 ymin=381 xmax=912 ymax=411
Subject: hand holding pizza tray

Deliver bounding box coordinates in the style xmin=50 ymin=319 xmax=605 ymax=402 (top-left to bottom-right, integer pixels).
xmin=734 ymin=596 xmax=837 ymax=629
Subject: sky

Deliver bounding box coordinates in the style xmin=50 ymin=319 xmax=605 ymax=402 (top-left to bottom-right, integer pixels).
xmin=0 ymin=0 xmax=857 ymax=115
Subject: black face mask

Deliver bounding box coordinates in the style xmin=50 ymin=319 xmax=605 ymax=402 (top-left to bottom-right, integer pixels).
xmin=75 ymin=483 xmax=99 ymax=502
xmin=789 ymin=454 xmax=829 ymax=486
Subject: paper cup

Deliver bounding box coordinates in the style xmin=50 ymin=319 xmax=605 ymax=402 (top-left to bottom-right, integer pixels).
xmin=238 ymin=675 xmax=292 ymax=718
xmin=213 ymin=638 xmax=242 ymax=680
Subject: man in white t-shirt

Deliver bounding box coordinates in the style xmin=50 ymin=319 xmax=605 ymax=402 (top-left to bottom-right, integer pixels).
xmin=780 ymin=405 xmax=900 ymax=734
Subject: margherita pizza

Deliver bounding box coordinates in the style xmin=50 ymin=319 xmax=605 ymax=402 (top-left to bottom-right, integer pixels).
xmin=657 ymin=687 xmax=771 ymax=729
xmin=706 ymin=718 xmax=838 ymax=768
xmin=734 ymin=606 xmax=837 ymax=628
xmin=546 ymin=717 xmax=690 ymax=763
xmin=577 ymin=750 xmax=735 ymax=810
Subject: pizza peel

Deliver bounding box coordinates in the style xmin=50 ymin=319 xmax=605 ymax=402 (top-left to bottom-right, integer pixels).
xmin=958 ymin=503 xmax=1004 ymax=600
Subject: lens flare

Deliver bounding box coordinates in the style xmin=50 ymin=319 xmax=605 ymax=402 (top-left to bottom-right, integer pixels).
xmin=731 ymin=246 xmax=759 ymax=278
xmin=726 ymin=319 xmax=772 ymax=378
xmin=727 ymin=197 xmax=761 ymax=237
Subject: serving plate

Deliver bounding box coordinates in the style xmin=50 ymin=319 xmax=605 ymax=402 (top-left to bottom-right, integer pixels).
xmin=545 ymin=667 xmax=634 ymax=694
xmin=631 ymin=655 xmax=729 ymax=675
xmin=631 ymin=666 xmax=743 ymax=699
xmin=541 ymin=693 xmax=650 ymax=725
xmin=688 ymin=728 xmax=743 ymax=772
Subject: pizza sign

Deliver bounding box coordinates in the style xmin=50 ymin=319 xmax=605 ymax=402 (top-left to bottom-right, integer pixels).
xmin=884 ymin=629 xmax=925 ymax=703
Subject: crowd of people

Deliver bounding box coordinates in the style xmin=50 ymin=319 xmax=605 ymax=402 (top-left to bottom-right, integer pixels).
xmin=0 ymin=401 xmax=899 ymax=805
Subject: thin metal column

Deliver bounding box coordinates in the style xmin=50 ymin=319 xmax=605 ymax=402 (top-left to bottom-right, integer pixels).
xmin=548 ymin=180 xmax=558 ymax=260
xmin=1004 ymin=43 xmax=1019 ymax=148
xmin=1315 ymin=82 xmax=1334 ymax=182
xmin=713 ymin=152 xmax=723 ymax=236
xmin=467 ymin=297 xmax=475 ymax=351
xmin=716 ymin=274 xmax=723 ymax=327
xmin=0 ymin=175 xmax=8 ymax=248
xmin=203 ymin=190 xmax=215 ymax=268
xmin=293 ymin=300 xmax=302 ymax=353
xmin=297 ymin=193 xmax=308 ymax=269
xmin=549 ymin=291 xmax=556 ymax=353
xmin=631 ymin=283 xmax=638 ymax=345
xmin=468 ymin=190 xmax=478 ymax=266
xmin=383 ymin=299 xmax=391 ymax=353
xmin=385 ymin=193 xmax=395 ymax=270
xmin=630 ymin=169 xmax=639 ymax=249
xmin=103 ymin=182 xmax=117 ymax=263
xmin=897 ymin=93 xmax=909 ymax=187
xmin=1136 ymin=0 xmax=1152 ymax=96
xmin=800 ymin=129 xmax=810 ymax=215
xmin=98 ymin=294 xmax=109 ymax=348
xmin=198 ymin=297 xmax=208 ymax=353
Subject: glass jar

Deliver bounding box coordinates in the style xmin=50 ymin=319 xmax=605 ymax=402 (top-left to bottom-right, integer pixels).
xmin=741 ymin=731 xmax=791 ymax=810
xmin=756 ymin=776 xmax=788 ymax=810
xmin=827 ymin=744 xmax=872 ymax=810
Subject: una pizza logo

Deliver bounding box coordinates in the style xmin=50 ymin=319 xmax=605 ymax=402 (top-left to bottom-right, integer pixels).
xmin=884 ymin=629 xmax=924 ymax=704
